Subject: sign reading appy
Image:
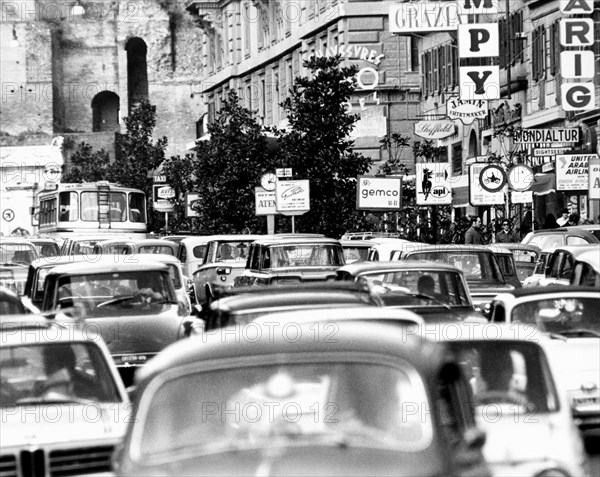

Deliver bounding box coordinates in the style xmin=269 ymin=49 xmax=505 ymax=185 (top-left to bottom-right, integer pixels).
xmin=459 ymin=66 xmax=500 ymax=100
xmin=458 ymin=22 xmax=499 ymax=100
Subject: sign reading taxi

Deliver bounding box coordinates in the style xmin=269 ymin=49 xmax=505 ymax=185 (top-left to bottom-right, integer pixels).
xmin=275 ymin=180 xmax=310 ymax=216
xmin=356 ymin=176 xmax=402 ymax=211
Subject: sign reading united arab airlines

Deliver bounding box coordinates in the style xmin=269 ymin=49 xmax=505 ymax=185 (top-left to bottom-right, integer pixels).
xmin=416 ymin=163 xmax=452 ymax=205
xmin=556 ymin=154 xmax=594 ymax=191
xmin=356 ymin=176 xmax=402 ymax=210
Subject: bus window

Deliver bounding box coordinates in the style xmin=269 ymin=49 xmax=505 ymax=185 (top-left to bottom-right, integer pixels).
xmin=81 ymin=192 xmax=99 ymax=221
xmin=129 ymin=192 xmax=146 ymax=223
xmin=110 ymin=192 xmax=127 ymax=222
xmin=59 ymin=192 xmax=79 ymax=222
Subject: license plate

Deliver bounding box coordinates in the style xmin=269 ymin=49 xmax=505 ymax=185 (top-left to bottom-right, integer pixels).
xmin=574 ymin=397 xmax=599 ymax=406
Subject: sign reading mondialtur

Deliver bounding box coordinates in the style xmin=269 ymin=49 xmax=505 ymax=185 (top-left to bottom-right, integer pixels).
xmin=414 ymin=120 xmax=455 ymax=140
xmin=556 ymin=154 xmax=594 ymax=191
xmin=275 ymin=180 xmax=310 ymax=216
xmin=356 ymin=176 xmax=402 ymax=211
xmin=515 ymin=128 xmax=580 ymax=144
xmin=446 ymin=97 xmax=488 ymax=125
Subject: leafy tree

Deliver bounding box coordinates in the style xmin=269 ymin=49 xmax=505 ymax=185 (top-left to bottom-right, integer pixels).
xmin=276 ymin=56 xmax=373 ymax=237
xmin=192 ymin=91 xmax=277 ymax=233
xmin=378 ymin=133 xmax=410 ymax=176
xmin=162 ymin=153 xmax=199 ymax=231
xmin=112 ymin=100 xmax=168 ymax=232
xmin=61 ymin=142 xmax=111 ymax=183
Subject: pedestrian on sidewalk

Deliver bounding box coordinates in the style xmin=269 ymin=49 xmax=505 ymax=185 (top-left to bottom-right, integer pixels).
xmin=465 ymin=217 xmax=486 ymax=244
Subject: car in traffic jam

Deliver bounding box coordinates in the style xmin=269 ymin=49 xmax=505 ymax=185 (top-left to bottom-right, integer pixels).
xmin=2 ymin=227 xmax=598 ymax=477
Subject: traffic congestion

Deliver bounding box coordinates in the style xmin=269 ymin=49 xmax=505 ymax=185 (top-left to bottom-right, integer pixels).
xmin=1 ymin=215 xmax=599 ymax=477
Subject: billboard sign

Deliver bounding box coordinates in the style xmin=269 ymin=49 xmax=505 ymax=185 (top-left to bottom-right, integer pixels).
xmin=275 ymin=180 xmax=310 ymax=216
xmin=469 ymin=163 xmax=505 ymax=205
xmin=556 ymin=154 xmax=593 ymax=191
xmin=415 ymin=163 xmax=452 ymax=205
xmin=356 ymin=176 xmax=402 ymax=210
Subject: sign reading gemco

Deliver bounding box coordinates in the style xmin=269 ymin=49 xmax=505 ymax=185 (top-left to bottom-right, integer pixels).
xmin=356 ymin=176 xmax=402 ymax=210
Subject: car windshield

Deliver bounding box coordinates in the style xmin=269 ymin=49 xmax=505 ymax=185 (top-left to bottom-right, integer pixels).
xmin=138 ymin=245 xmax=175 ymax=255
xmin=526 ymin=234 xmax=564 ymax=249
xmin=453 ymin=341 xmax=558 ymax=415
xmin=137 ymin=361 xmax=432 ymax=458
xmin=355 ymin=270 xmax=470 ymax=306
xmin=214 ymin=241 xmax=252 ymax=262
xmin=343 ymin=246 xmax=369 ymax=264
xmin=512 ymin=297 xmax=600 ymax=336
xmin=32 ymin=241 xmax=60 ymax=258
xmin=406 ymin=251 xmax=504 ymax=284
xmin=55 ymin=270 xmax=176 ymax=316
xmin=0 ymin=243 xmax=37 ymax=266
xmin=0 ymin=342 xmax=120 ymax=406
xmin=265 ymin=244 xmax=344 ymax=268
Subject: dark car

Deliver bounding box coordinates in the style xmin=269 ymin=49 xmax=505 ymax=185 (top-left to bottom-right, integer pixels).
xmin=40 ymin=256 xmax=200 ymax=385
xmin=542 ymin=245 xmax=599 ymax=287
xmin=204 ymin=282 xmax=384 ymax=330
xmin=400 ymin=245 xmax=514 ymax=312
xmin=335 ymin=261 xmax=486 ymax=323
xmin=116 ymin=321 xmax=490 ymax=477
xmin=493 ymin=243 xmax=541 ymax=284
xmin=521 ymin=226 xmax=600 ymax=249
xmin=235 ymin=236 xmax=345 ymax=287
xmin=486 ymin=245 xmax=522 ymax=288
xmin=0 ymin=286 xmax=27 ymax=314
xmin=0 ymin=237 xmax=39 ymax=295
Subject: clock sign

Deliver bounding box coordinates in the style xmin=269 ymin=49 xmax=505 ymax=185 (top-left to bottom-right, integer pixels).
xmin=260 ymin=173 xmax=277 ymax=192
xmin=507 ymin=164 xmax=534 ymax=192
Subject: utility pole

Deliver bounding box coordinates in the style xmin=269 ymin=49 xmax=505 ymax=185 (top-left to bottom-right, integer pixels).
xmin=505 ymin=0 xmax=511 ymax=99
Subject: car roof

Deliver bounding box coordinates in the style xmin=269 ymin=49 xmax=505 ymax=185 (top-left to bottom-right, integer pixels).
xmin=494 ymin=243 xmax=541 ymax=252
xmin=252 ymin=237 xmax=341 ymax=245
xmin=0 ymin=237 xmax=36 ymax=246
xmin=494 ymin=285 xmax=598 ymax=299
xmin=338 ymin=260 xmax=462 ymax=274
xmin=134 ymin=253 xmax=181 ymax=265
xmin=211 ymin=286 xmax=380 ymax=312
xmin=29 ymin=255 xmax=89 ymax=269
xmin=574 ymin=249 xmax=600 ymax=270
xmin=135 ymin=320 xmax=446 ymax=384
xmin=0 ymin=314 xmax=100 ymax=345
xmin=45 ymin=256 xmax=169 ymax=275
xmin=485 ymin=245 xmax=515 ymax=255
xmin=405 ymin=244 xmax=495 ymax=252
xmin=415 ymin=322 xmax=550 ymax=344
xmin=551 ymin=245 xmax=600 ymax=258
xmin=340 ymin=240 xmax=376 ymax=247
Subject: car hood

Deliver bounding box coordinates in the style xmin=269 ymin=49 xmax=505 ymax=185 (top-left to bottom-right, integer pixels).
xmin=85 ymin=309 xmax=184 ymax=355
xmin=1 ymin=402 xmax=128 ymax=449
xmin=476 ymin=411 xmax=574 ymax=466
xmin=468 ymin=283 xmax=513 ymax=295
xmin=546 ymin=338 xmax=600 ymax=390
xmin=123 ymin=445 xmax=447 ymax=477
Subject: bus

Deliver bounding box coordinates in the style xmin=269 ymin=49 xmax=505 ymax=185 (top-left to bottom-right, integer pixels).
xmin=36 ymin=181 xmax=147 ymax=238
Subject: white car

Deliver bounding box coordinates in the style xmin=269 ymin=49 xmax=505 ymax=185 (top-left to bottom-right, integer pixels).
xmin=419 ymin=322 xmax=590 ymax=477
xmin=488 ymin=287 xmax=600 ymax=436
xmin=0 ymin=314 xmax=131 ymax=476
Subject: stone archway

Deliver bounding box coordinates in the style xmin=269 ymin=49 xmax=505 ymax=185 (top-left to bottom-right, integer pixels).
xmin=126 ymin=37 xmax=149 ymax=112
xmin=91 ymin=91 xmax=120 ymax=132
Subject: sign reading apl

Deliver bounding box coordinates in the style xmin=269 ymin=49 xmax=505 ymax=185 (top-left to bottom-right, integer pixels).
xmin=416 ymin=163 xmax=452 ymax=205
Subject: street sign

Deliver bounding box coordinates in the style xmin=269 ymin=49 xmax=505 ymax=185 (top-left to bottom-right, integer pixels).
xmin=275 ymin=180 xmax=310 ymax=215
xmin=255 ymin=187 xmax=277 ymax=215
xmin=515 ymin=128 xmax=579 ymax=144
xmin=512 ymin=191 xmax=533 ymax=204
xmin=469 ymin=163 xmax=505 ymax=206
xmin=152 ymin=184 xmax=175 ymax=213
xmin=533 ymin=148 xmax=571 ymax=156
xmin=556 ymin=154 xmax=593 ymax=191
xmin=507 ymin=164 xmax=534 ymax=192
xmin=356 ymin=176 xmax=402 ymax=210
xmin=415 ymin=163 xmax=452 ymax=205
xmin=2 ymin=209 xmax=15 ymax=222
xmin=276 ymin=168 xmax=292 ymax=178
xmin=186 ymin=193 xmax=201 ymax=218
xmin=153 ymin=175 xmax=167 ymax=183
xmin=156 ymin=186 xmax=175 ymax=199
xmin=479 ymin=164 xmax=507 ymax=193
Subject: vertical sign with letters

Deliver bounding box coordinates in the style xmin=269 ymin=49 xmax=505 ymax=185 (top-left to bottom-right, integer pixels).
xmin=458 ymin=23 xmax=499 ymax=100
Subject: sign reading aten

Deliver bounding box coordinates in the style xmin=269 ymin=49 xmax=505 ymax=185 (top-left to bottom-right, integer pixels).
xmin=356 ymin=176 xmax=402 ymax=210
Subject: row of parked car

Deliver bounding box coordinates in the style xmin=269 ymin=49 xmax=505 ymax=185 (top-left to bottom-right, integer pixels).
xmin=0 ymin=227 xmax=598 ymax=477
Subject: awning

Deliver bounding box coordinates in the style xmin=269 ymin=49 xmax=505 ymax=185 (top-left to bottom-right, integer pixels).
xmin=531 ymin=173 xmax=556 ymax=196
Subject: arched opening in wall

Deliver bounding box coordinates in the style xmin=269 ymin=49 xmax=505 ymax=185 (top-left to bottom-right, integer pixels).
xmin=468 ymin=130 xmax=479 ymax=158
xmin=126 ymin=37 xmax=149 ymax=112
xmin=91 ymin=91 xmax=120 ymax=132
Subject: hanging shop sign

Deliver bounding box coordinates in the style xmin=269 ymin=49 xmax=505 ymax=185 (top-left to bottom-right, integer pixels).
xmin=415 ymin=163 xmax=452 ymax=205
xmin=356 ymin=176 xmax=402 ymax=211
xmin=533 ymin=148 xmax=571 ymax=156
xmin=469 ymin=163 xmax=505 ymax=206
xmin=459 ymin=66 xmax=500 ymax=100
xmin=446 ymin=97 xmax=488 ymax=124
xmin=555 ymin=154 xmax=593 ymax=191
xmin=414 ymin=120 xmax=456 ymax=140
xmin=458 ymin=23 xmax=499 ymax=58
xmin=589 ymin=155 xmax=600 ymax=200
xmin=507 ymin=164 xmax=534 ymax=192
xmin=515 ymin=128 xmax=580 ymax=144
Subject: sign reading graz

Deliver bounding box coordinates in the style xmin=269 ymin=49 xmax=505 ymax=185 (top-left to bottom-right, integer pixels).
xmin=446 ymin=97 xmax=488 ymax=125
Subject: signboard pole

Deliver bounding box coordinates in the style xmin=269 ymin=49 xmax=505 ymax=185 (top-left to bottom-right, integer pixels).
xmin=267 ymin=215 xmax=275 ymax=235
xmin=165 ymin=212 xmax=169 ymax=232
xmin=291 ymin=216 xmax=295 ymax=234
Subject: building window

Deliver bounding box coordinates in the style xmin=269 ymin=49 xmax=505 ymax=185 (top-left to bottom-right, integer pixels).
xmin=532 ymin=26 xmax=545 ymax=82
xmin=244 ymin=2 xmax=251 ymax=55
xmin=410 ymin=36 xmax=419 ymax=72
xmin=91 ymin=91 xmax=120 ymax=132
xmin=422 ymin=42 xmax=457 ymax=96
xmin=272 ymin=70 xmax=280 ymax=125
xmin=452 ymin=143 xmax=463 ymax=175
xmin=260 ymin=75 xmax=266 ymax=123
xmin=125 ymin=37 xmax=148 ymax=113
xmin=499 ymin=10 xmax=524 ymax=68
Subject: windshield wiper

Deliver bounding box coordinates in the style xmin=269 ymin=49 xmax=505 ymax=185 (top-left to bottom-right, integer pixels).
xmin=15 ymin=396 xmax=93 ymax=406
xmin=96 ymin=295 xmax=135 ymax=307
xmin=411 ymin=293 xmax=452 ymax=311
xmin=555 ymin=329 xmax=600 ymax=338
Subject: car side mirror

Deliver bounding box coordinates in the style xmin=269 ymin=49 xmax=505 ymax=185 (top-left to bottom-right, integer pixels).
xmin=464 ymin=427 xmax=486 ymax=450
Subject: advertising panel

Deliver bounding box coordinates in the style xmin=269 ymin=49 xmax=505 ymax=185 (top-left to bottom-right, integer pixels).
xmin=356 ymin=176 xmax=402 ymax=210
xmin=275 ymin=180 xmax=310 ymax=216
xmin=556 ymin=154 xmax=593 ymax=191
xmin=416 ymin=163 xmax=452 ymax=205
xmin=469 ymin=163 xmax=505 ymax=206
